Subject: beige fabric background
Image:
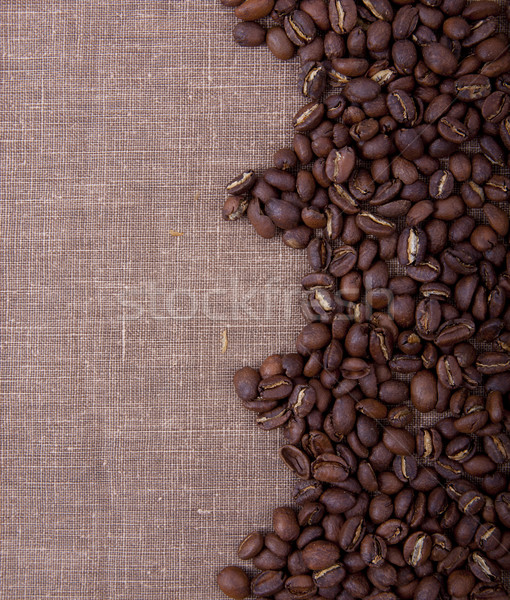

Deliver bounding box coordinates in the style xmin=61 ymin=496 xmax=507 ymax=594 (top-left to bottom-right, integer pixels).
xmin=1 ymin=1 xmax=308 ymax=598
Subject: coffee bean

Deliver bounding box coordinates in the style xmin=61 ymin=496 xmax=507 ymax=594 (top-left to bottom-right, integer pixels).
xmin=362 ymin=0 xmax=393 ymax=21
xmin=411 ymin=370 xmax=437 ymax=413
xmin=343 ymin=77 xmax=381 ymax=103
xmin=455 ymin=74 xmax=492 ymax=101
xmin=311 ymin=452 xmax=352 ymax=484
xmin=293 ymin=101 xmax=325 ymax=132
xmin=233 ymin=366 xmax=262 ymax=405
xmin=469 ymin=551 xmax=500 ymax=583
xmin=251 ymin=570 xmax=285 ymax=597
xmin=393 ymin=455 xmax=417 ymax=482
xmin=476 ymin=352 xmax=510 ymax=375
xmin=325 ymin=147 xmax=356 ymax=183
xmin=339 ymin=515 xmax=366 ymax=551
xmin=272 ymin=506 xmax=300 ymax=543
xmin=416 ymin=428 xmax=442 ymax=460
xmin=386 ymin=90 xmax=417 ymax=125
xmin=217 ymin=566 xmax=251 ymax=599
xmin=483 ymin=434 xmax=510 ymax=464
xmin=382 ymin=426 xmax=415 ymax=456
xmin=302 ymin=539 xmax=340 ymax=570
xmin=446 ymin=435 xmax=475 ymax=463
xmin=403 ymin=532 xmax=432 ymax=567
xmin=235 ymin=0 xmax=275 ymax=20
xmin=435 ymin=318 xmax=475 ymax=346
xmin=237 ymin=531 xmax=264 ymax=560
xmin=423 ymin=42 xmax=458 ymax=76
xmin=233 ymin=22 xmax=266 ymax=47
xmin=279 ymin=445 xmax=311 ymax=478
xmin=284 ymin=10 xmax=317 ymax=47
xmin=329 ymin=0 xmax=357 ymax=35
xmin=475 ymin=523 xmax=502 ymax=553
xmin=282 ymin=573 xmax=316 ymax=598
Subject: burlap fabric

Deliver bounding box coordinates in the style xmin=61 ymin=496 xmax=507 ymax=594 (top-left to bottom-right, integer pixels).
xmin=1 ymin=2 xmax=307 ymax=598
xmin=2 ymin=2 xmax=510 ymax=599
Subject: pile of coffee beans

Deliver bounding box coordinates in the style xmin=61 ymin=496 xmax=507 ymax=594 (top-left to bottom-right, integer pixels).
xmin=217 ymin=0 xmax=510 ymax=599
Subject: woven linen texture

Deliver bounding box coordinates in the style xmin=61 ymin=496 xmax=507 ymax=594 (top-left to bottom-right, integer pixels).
xmin=1 ymin=1 xmax=306 ymax=598
xmin=1 ymin=2 xmax=509 ymax=599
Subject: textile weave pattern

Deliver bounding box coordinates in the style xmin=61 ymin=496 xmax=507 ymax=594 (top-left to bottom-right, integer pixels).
xmin=1 ymin=1 xmax=305 ymax=598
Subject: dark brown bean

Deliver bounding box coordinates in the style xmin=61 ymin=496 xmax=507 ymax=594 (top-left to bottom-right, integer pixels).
xmin=217 ymin=566 xmax=251 ymax=599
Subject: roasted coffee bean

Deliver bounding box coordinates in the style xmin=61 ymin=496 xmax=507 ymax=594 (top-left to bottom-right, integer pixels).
xmin=356 ymin=213 xmax=396 ymax=238
xmin=266 ymin=25 xmax=296 ymax=60
xmin=329 ymin=0 xmax=357 ymax=35
xmin=321 ymin=488 xmax=357 ymax=515
xmin=469 ymin=552 xmax=500 ymax=583
xmin=446 ymin=435 xmax=475 ymax=463
xmin=283 ymin=573 xmax=317 ymax=598
xmin=376 ymin=520 xmax=409 ymax=547
xmin=223 ymin=195 xmax=249 ymax=221
xmin=394 ymin=455 xmax=418 ymax=482
xmin=436 ymin=318 xmax=476 ymax=346
xmin=437 ymin=355 xmax=463 ymax=389
xmin=382 ymin=426 xmax=415 ymax=456
xmin=386 ymin=90 xmax=417 ymax=125
xmin=495 ymin=492 xmax=510 ymax=528
xmin=233 ymin=22 xmax=266 ymax=47
xmin=235 ymin=0 xmax=275 ymax=20
xmin=238 ymin=531 xmax=264 ymax=560
xmin=311 ymin=452 xmax=351 ymax=483
xmin=397 ymin=227 xmax=427 ymax=266
xmin=455 ymin=74 xmax=492 ymax=101
xmin=339 ymin=516 xmax=366 ymax=552
xmin=483 ymin=434 xmax=510 ymax=464
xmin=272 ymin=506 xmax=300 ymax=542
xmin=435 ymin=455 xmax=464 ymax=480
xmin=253 ymin=548 xmax=287 ymax=570
xmin=360 ymin=534 xmax=387 ymax=568
xmin=247 ymin=197 xmax=277 ymax=238
xmin=369 ymin=493 xmax=393 ymax=525
xmin=264 ymin=534 xmax=292 ymax=561
xmin=329 ymin=244 xmax=357 ymax=277
xmin=325 ymin=148 xmax=356 ymax=184
xmin=416 ymin=428 xmax=442 ymax=460
xmin=294 ymin=101 xmax=325 ymax=132
xmin=312 ymin=562 xmax=346 ymax=589
xmin=403 ymin=532 xmax=432 ymax=567
xmin=297 ymin=323 xmax=331 ymax=352
xmin=233 ymin=366 xmax=261 ymax=401
xmin=279 ymin=445 xmax=311 ymax=478
xmin=259 ymin=374 xmax=293 ymax=400
xmin=475 ymin=523 xmax=502 ymax=554
xmin=302 ymin=539 xmax=340 ymax=570
xmin=293 ymin=480 xmax=323 ymax=506
xmin=476 ymin=352 xmax=510 ymax=375
xmin=423 ymin=42 xmax=458 ymax=76
xmin=458 ymin=490 xmax=486 ymax=515
xmin=463 ymin=454 xmax=496 ymax=476
xmin=329 ymin=183 xmax=360 ymax=215
xmin=284 ymin=10 xmax=317 ymax=47
xmin=410 ymin=370 xmax=438 ymax=413
xmin=429 ymin=169 xmax=455 ymax=199
xmin=251 ymin=570 xmax=285 ymax=597
xmin=407 ymin=258 xmax=441 ymax=283
xmin=217 ymin=566 xmax=251 ymax=599
xmin=226 ymin=170 xmax=257 ymax=195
